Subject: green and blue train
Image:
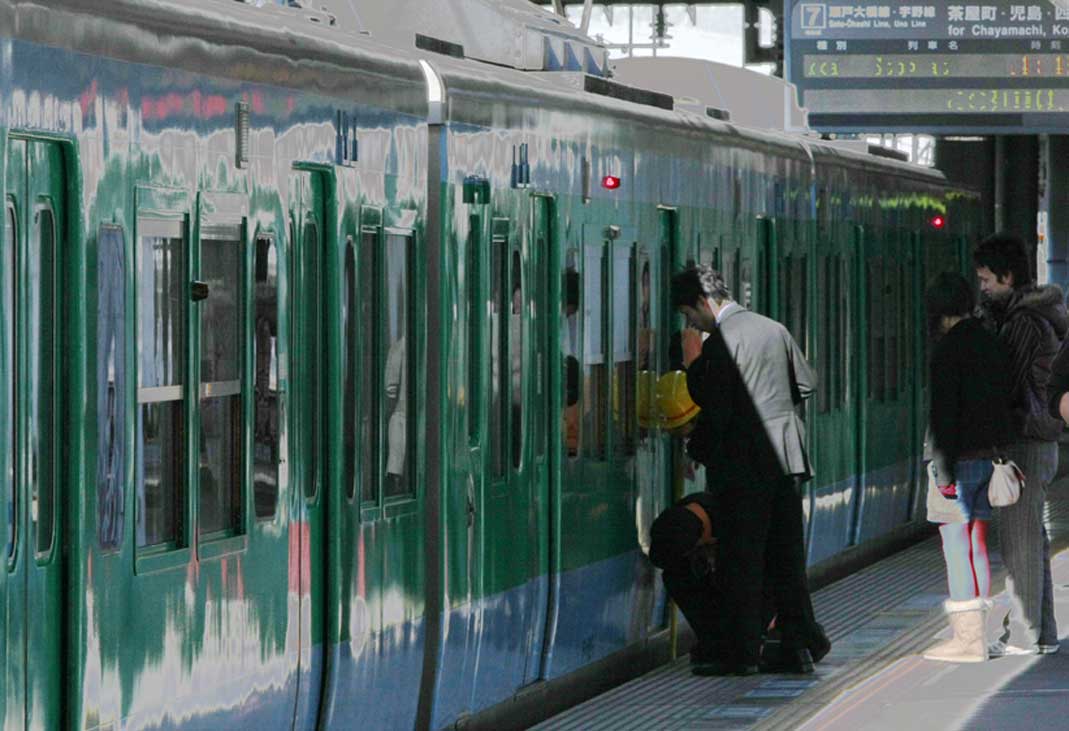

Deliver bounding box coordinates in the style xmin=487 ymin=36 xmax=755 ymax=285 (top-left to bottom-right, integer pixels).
xmin=0 ymin=1 xmax=980 ymax=729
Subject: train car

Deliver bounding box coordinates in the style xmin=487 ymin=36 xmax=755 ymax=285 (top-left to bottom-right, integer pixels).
xmin=0 ymin=1 xmax=980 ymax=729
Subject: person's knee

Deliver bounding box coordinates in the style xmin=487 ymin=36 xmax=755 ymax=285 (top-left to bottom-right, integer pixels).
xmin=649 ymin=503 xmax=704 ymax=570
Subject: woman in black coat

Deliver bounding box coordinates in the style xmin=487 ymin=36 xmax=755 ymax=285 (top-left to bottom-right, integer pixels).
xmin=923 ymin=272 xmax=1015 ymax=663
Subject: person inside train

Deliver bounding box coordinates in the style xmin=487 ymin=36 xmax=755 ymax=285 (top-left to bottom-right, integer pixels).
xmin=975 ymin=232 xmax=1066 ymax=656
xmin=669 ymin=265 xmax=828 ymax=675
xmin=563 ymin=266 xmax=580 ymax=456
xmin=921 ymin=272 xmax=1015 ymax=663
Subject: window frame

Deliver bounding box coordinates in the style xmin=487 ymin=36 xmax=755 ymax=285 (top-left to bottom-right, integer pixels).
xmin=4 ymin=199 xmax=15 ymax=569
xmin=134 ymin=211 xmax=191 ymax=569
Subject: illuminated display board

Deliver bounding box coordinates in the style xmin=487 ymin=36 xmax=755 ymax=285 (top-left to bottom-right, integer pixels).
xmin=786 ymin=1 xmax=1069 ymax=132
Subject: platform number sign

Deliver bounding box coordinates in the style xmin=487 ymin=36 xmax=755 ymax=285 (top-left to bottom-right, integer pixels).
xmin=800 ymin=4 xmax=827 ymax=30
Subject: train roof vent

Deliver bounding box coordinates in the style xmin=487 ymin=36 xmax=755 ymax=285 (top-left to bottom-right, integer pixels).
xmin=532 ymin=72 xmax=674 ymax=110
xmin=415 ymin=34 xmax=465 ymax=59
xmin=706 ymin=107 xmax=731 ymax=121
xmin=583 ymin=75 xmax=674 ymax=111
xmin=867 ymin=144 xmax=910 ymax=162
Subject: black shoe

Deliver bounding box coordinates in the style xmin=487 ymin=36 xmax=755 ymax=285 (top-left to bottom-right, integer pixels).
xmin=759 ymin=648 xmax=814 ymax=674
xmin=735 ymin=664 xmax=760 ymax=676
xmin=810 ymin=623 xmax=831 ymax=663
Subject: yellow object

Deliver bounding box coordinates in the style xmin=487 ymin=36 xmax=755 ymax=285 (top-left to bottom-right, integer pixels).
xmin=656 ymin=371 xmax=700 ymax=430
xmin=636 ymin=370 xmax=658 ymax=428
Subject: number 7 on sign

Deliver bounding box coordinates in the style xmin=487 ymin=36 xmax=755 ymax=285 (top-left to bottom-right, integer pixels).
xmin=800 ymin=3 xmax=827 ymax=30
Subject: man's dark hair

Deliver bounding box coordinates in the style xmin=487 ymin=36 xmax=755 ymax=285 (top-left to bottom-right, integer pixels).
xmin=926 ymin=271 xmax=974 ymax=319
xmin=671 ymin=267 xmax=704 ymax=309
xmin=973 ymin=231 xmax=1032 ymax=289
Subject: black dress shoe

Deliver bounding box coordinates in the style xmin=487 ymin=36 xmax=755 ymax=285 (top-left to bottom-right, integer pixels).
xmin=760 ymin=648 xmax=814 ymax=674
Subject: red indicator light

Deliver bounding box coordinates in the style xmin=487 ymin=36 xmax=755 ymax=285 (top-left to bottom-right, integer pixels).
xmin=601 ymin=175 xmax=622 ymax=190
xmin=931 ymin=215 xmax=945 ymax=229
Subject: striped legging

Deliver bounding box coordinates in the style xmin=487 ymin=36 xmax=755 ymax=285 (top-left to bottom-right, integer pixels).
xmin=1000 ymin=440 xmax=1058 ymax=646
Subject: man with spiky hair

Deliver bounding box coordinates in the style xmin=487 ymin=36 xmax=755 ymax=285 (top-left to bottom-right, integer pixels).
xmin=670 ymin=265 xmax=826 ymax=676
xmin=975 ymin=231 xmax=1067 ymax=656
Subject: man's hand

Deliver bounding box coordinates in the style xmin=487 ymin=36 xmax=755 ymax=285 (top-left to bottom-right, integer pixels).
xmin=938 ymin=483 xmax=958 ymax=500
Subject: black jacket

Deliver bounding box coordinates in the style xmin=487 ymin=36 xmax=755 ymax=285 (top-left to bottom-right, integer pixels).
xmin=979 ymin=284 xmax=1068 ymax=443
xmin=685 ymin=327 xmax=786 ymax=491
xmin=929 ymin=318 xmax=1015 ymax=484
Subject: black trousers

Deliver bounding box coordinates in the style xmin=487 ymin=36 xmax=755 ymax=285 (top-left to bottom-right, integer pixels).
xmin=658 ymin=547 xmax=725 ymax=659
xmin=711 ymin=476 xmax=819 ymax=666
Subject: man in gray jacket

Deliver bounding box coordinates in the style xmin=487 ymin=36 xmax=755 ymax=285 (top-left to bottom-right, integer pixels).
xmin=674 ymin=265 xmax=825 ymax=674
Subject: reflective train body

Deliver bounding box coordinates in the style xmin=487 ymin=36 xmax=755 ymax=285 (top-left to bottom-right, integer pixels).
xmin=0 ymin=1 xmax=979 ymax=729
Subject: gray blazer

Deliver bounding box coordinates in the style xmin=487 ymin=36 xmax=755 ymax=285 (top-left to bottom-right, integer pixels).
xmin=718 ymin=305 xmax=817 ymax=480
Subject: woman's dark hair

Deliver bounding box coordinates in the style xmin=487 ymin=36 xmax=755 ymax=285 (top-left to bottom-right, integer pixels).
xmin=972 ymin=231 xmax=1032 ymax=289
xmin=925 ymin=271 xmax=974 ymax=340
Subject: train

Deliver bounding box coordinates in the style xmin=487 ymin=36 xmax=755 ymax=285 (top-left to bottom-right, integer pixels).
xmin=0 ymin=1 xmax=981 ymax=729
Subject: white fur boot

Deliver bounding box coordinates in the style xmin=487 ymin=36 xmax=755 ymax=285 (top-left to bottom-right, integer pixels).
xmin=923 ymin=598 xmax=990 ymax=663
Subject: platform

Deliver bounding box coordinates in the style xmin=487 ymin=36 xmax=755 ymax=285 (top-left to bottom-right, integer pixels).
xmin=535 ymin=458 xmax=1069 ymax=731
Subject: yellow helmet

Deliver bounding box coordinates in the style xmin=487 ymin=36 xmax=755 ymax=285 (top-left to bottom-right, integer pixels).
xmin=636 ymin=370 xmax=658 ymax=428
xmin=656 ymin=371 xmax=700 ymax=430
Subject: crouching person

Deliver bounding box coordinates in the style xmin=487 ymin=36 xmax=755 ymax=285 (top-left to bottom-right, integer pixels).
xmin=649 ymin=493 xmax=728 ymax=676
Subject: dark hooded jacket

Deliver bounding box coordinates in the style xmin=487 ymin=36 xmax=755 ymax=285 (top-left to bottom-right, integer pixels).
xmin=979 ymin=284 xmax=1069 ymax=443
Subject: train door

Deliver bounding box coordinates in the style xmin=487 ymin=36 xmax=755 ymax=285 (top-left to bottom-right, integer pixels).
xmin=855 ymin=225 xmax=912 ymax=543
xmin=524 ymin=194 xmax=552 ymax=684
xmin=477 ymin=208 xmax=547 ymax=691
xmin=288 ymin=169 xmax=327 ymax=729
xmin=806 ymin=210 xmax=859 ymax=564
xmin=2 ymin=137 xmax=64 ymax=731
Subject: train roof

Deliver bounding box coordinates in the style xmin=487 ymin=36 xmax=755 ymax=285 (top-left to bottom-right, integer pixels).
xmin=13 ymin=0 xmax=963 ymax=193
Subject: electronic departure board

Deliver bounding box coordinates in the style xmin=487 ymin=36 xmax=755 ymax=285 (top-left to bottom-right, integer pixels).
xmin=786 ymin=0 xmax=1069 ymax=132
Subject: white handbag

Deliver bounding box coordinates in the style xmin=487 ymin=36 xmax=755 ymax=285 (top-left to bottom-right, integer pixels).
xmin=988 ymin=458 xmax=1024 ymax=507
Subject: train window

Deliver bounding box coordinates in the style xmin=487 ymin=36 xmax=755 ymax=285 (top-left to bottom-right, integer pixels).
xmin=795 ymin=255 xmax=808 ymax=354
xmin=637 ymin=254 xmax=653 ymax=371
xmin=722 ymin=247 xmax=738 ymax=302
xmin=886 ymin=255 xmax=899 ymax=399
xmin=302 ymin=221 xmax=320 ymax=501
xmin=868 ymin=258 xmax=885 ymax=403
xmin=32 ymin=206 xmax=57 ymax=556
xmin=900 ymin=261 xmax=910 ymax=398
xmin=4 ymin=203 xmax=13 ymax=560
xmin=342 ymin=239 xmax=356 ymax=501
xmin=817 ymin=188 xmax=829 ymax=236
xmin=612 ymin=245 xmax=636 ymax=457
xmin=254 ymin=235 xmax=280 ymax=518
xmin=489 ymin=227 xmax=506 ymax=477
xmin=383 ymin=232 xmax=411 ymax=498
xmin=136 ymin=219 xmax=186 ymax=548
xmin=358 ymin=230 xmax=378 ymax=505
xmin=839 ymin=256 xmax=850 ymax=409
xmin=583 ymin=241 xmax=607 ymax=461
xmin=637 ymin=253 xmax=655 ymax=439
xmin=740 ymin=258 xmax=753 ymax=309
xmin=97 ymin=224 xmax=127 ymax=549
xmin=467 ymin=216 xmax=481 ymax=444
xmin=198 ymin=225 xmax=243 ymax=536
xmin=817 ymin=256 xmax=830 ymax=413
xmin=563 ymin=252 xmax=580 ymax=458
xmin=511 ymin=250 xmax=523 ymax=470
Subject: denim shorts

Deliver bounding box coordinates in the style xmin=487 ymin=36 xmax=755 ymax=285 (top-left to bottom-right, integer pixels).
xmin=926 ymin=458 xmax=994 ymax=524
